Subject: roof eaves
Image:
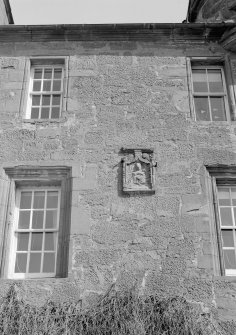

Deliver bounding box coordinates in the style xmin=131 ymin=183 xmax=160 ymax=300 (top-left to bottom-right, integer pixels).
xmin=0 ymin=22 xmax=234 ymax=44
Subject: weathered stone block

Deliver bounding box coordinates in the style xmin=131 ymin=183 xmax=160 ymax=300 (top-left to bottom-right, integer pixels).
xmin=0 ymin=57 xmax=24 ymax=70
xmin=74 ymin=248 xmax=121 ymax=268
xmin=214 ymin=280 xmax=236 ymax=321
xmin=184 ymin=278 xmax=213 ymax=303
xmin=196 ymin=217 xmax=210 ymax=233
xmin=180 ymin=215 xmax=197 ymax=234
xmin=145 ymin=272 xmax=184 ymax=296
xmin=197 ymin=255 xmax=213 ymax=269
xmin=139 ymin=217 xmax=181 ymax=239
xmin=84 ymin=131 xmax=104 ymax=146
xmin=69 ymin=56 xmax=97 ymax=70
xmin=73 ymin=164 xmax=98 ymax=190
xmin=37 ymin=127 xmax=61 ymax=138
xmin=203 ymin=241 xmax=213 ymax=255
xmin=181 ymin=194 xmax=205 ymax=213
xmin=92 ymin=220 xmax=137 ymax=245
xmin=162 ymin=256 xmax=187 ymax=276
xmin=71 ymin=203 xmax=92 ymax=235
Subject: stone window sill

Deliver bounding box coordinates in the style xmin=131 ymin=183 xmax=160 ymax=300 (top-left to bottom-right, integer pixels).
xmin=214 ymin=276 xmax=236 ymax=283
xmin=195 ymin=121 xmax=230 ymax=125
xmin=23 ymin=118 xmax=65 ymax=124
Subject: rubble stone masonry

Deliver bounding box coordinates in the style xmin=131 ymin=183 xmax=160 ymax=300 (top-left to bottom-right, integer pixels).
xmin=0 ymin=23 xmax=235 ymax=331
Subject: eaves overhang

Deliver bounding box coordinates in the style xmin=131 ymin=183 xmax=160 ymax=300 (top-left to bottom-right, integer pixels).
xmin=3 ymin=0 xmax=14 ymax=24
xmin=0 ymin=23 xmax=234 ymax=44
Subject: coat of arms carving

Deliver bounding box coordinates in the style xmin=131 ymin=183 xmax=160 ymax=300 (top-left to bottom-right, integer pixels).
xmin=121 ymin=148 xmax=156 ymax=193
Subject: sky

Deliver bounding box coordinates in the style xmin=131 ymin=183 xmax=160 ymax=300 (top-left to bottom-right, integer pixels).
xmin=10 ymin=0 xmax=189 ymax=25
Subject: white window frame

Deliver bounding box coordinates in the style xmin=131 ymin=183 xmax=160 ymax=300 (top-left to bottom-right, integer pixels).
xmin=2 ymin=166 xmax=72 ymax=280
xmin=207 ymin=167 xmax=236 ymax=277
xmin=8 ymin=186 xmax=61 ymax=279
xmin=26 ymin=64 xmax=64 ymax=120
xmin=216 ymin=185 xmax=236 ymax=276
xmin=191 ymin=65 xmax=230 ymax=122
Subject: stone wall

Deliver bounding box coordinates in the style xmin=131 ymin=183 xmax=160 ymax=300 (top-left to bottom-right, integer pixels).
xmin=0 ymin=37 xmax=235 ymax=327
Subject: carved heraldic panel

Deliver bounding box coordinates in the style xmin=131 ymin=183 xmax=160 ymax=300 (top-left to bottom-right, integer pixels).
xmin=122 ymin=149 xmax=156 ymax=193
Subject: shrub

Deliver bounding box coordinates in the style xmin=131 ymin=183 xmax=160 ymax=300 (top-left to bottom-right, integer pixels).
xmin=0 ymin=284 xmax=226 ymax=335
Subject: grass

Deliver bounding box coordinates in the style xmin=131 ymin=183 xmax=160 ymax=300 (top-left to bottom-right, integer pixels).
xmin=0 ymin=284 xmax=226 ymax=335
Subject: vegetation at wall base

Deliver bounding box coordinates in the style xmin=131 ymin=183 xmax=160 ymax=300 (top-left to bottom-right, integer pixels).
xmin=0 ymin=284 xmax=228 ymax=335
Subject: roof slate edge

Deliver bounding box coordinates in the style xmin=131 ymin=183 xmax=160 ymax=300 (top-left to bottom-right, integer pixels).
xmin=3 ymin=0 xmax=14 ymax=24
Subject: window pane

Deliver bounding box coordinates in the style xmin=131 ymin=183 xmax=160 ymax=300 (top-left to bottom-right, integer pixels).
xmin=44 ymin=68 xmax=52 ymax=79
xmin=34 ymin=69 xmax=42 ymax=79
xmin=47 ymin=191 xmax=58 ymax=208
xmin=31 ymin=108 xmax=39 ymax=119
xmin=32 ymin=211 xmax=44 ymax=229
xmin=51 ymin=107 xmax=60 ymax=119
xmin=42 ymin=95 xmax=51 ymax=106
xmin=15 ymin=254 xmax=27 ymax=273
xmin=52 ymin=80 xmax=61 ymax=91
xmin=33 ymin=191 xmax=45 ymax=209
xmin=192 ymin=69 xmax=208 ymax=92
xmin=31 ymin=233 xmax=43 ymax=251
xmin=222 ymin=230 xmax=235 ymax=247
xmin=208 ymin=69 xmax=224 ymax=92
xmin=17 ymin=233 xmax=29 ymax=251
xmin=45 ymin=210 xmax=57 ymax=229
xmin=223 ymin=250 xmax=236 ymax=269
xmin=32 ymin=95 xmax=40 ymax=106
xmin=43 ymin=80 xmax=51 ymax=91
xmin=220 ymin=208 xmax=233 ymax=226
xmin=52 ymin=95 xmax=61 ymax=106
xmin=218 ymin=187 xmax=231 ymax=206
xmin=41 ymin=107 xmax=50 ymax=119
xmin=232 ymin=188 xmax=236 ymax=205
xmin=54 ymin=68 xmax=62 ymax=79
xmin=43 ymin=253 xmax=55 ymax=273
xmin=28 ymin=253 xmax=41 ymax=273
xmin=234 ymin=208 xmax=236 ymax=226
xmin=33 ymin=81 xmax=41 ymax=92
xmin=20 ymin=192 xmax=32 ymax=209
xmin=210 ymin=97 xmax=226 ymax=121
xmin=44 ymin=233 xmax=56 ymax=251
xmin=18 ymin=211 xmax=30 ymax=229
xmin=194 ymin=97 xmax=210 ymax=121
